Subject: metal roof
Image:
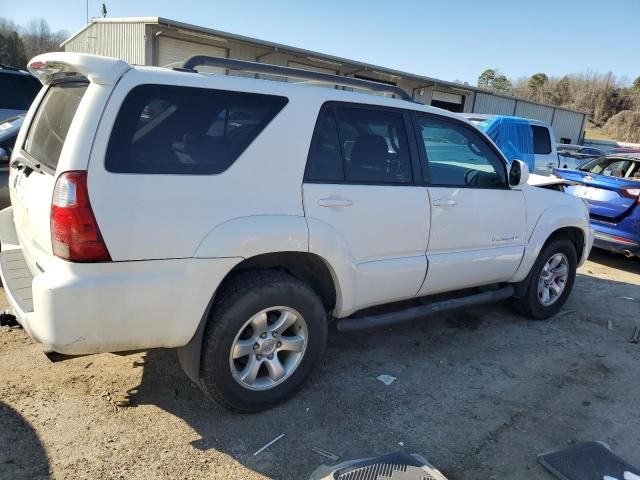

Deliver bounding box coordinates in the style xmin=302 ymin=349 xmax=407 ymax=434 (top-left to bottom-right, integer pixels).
xmin=61 ymin=16 xmax=586 ymax=116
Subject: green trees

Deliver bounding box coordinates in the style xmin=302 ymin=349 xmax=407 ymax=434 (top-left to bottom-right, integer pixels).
xmin=0 ymin=31 xmax=27 ymax=68
xmin=0 ymin=17 xmax=67 ymax=68
xmin=477 ymin=68 xmax=512 ymax=93
xmin=476 ymin=68 xmax=640 ymax=142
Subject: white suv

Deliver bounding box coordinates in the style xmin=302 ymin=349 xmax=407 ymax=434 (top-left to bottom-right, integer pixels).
xmin=0 ymin=53 xmax=593 ymax=412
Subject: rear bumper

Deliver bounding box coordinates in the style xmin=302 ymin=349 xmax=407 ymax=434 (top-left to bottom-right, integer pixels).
xmin=0 ymin=207 xmax=241 ymax=354
xmin=593 ymin=230 xmax=640 ymax=257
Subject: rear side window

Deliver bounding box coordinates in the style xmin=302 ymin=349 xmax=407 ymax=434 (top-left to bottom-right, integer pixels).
xmin=24 ymin=82 xmax=88 ymax=169
xmin=106 ymin=85 xmax=288 ymax=174
xmin=305 ymin=109 xmax=344 ymax=181
xmin=305 ymin=104 xmax=413 ymax=184
xmin=532 ymin=125 xmax=551 ymax=154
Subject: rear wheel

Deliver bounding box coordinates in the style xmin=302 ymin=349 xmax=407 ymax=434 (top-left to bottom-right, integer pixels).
xmin=513 ymin=238 xmax=577 ymax=319
xmin=200 ymin=270 xmax=327 ymax=412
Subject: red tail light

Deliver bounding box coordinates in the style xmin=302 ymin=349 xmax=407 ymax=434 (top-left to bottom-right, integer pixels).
xmin=621 ymin=187 xmax=640 ymax=204
xmin=51 ymin=171 xmax=111 ymax=262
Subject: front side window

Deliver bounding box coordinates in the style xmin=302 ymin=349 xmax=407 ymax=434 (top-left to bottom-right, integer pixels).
xmin=532 ymin=125 xmax=552 ymax=154
xmin=106 ymin=85 xmax=288 ymax=174
xmin=417 ymin=115 xmax=507 ymax=187
xmin=305 ymin=105 xmax=413 ymax=184
xmin=24 ymin=82 xmax=88 ymax=169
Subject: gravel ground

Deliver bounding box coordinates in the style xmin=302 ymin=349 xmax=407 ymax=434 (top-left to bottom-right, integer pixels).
xmin=1 ymin=250 xmax=639 ymax=480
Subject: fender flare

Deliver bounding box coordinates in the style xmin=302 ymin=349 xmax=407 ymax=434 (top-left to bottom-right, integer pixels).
xmin=511 ymin=204 xmax=590 ymax=283
xmin=193 ymin=215 xmax=308 ymax=258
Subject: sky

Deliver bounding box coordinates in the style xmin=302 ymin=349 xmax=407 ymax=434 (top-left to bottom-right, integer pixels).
xmin=2 ymin=0 xmax=639 ymax=85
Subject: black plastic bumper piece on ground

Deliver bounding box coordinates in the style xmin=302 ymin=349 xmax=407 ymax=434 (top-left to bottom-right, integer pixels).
xmin=539 ymin=441 xmax=640 ymax=480
xmin=336 ymin=285 xmax=514 ymax=332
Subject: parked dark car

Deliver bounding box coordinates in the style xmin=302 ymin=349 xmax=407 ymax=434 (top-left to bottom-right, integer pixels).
xmin=0 ymin=114 xmax=25 ymax=209
xmin=554 ymin=154 xmax=640 ymax=258
xmin=557 ymin=144 xmax=606 ymax=165
xmin=0 ymin=64 xmax=41 ymax=122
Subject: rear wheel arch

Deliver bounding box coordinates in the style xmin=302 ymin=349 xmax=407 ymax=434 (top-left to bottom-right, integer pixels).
xmin=227 ymin=252 xmax=338 ymax=312
xmin=177 ymin=251 xmax=338 ymax=389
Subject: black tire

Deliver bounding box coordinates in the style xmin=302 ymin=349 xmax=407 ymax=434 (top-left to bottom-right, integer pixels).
xmin=513 ymin=237 xmax=577 ymax=320
xmin=200 ymin=270 xmax=327 ymax=412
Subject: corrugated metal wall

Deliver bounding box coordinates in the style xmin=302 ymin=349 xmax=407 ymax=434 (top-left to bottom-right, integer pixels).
xmin=65 ymin=21 xmax=587 ymax=143
xmin=552 ymin=109 xmax=586 ymax=144
xmin=64 ymin=22 xmax=146 ymax=65
xmin=471 ymin=92 xmax=585 ymax=143
xmin=514 ymin=101 xmax=554 ymax=123
xmin=472 ymin=92 xmax=516 ymax=115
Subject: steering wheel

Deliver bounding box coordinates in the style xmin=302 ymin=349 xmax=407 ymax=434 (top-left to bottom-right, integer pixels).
xmin=464 ymin=169 xmax=480 ymax=186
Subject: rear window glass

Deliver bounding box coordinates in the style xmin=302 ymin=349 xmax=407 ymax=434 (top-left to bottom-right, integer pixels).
xmin=105 ymin=85 xmax=288 ymax=174
xmin=24 ymin=82 xmax=87 ymax=169
xmin=531 ymin=125 xmax=551 ymax=154
xmin=0 ymin=73 xmax=41 ymax=110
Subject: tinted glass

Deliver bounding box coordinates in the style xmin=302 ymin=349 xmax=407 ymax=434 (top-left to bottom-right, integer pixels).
xmin=0 ymin=74 xmax=41 ymax=110
xmin=417 ymin=116 xmax=506 ymax=187
xmin=106 ymin=85 xmax=288 ymax=174
xmin=24 ymin=82 xmax=87 ymax=169
xmin=532 ymin=125 xmax=551 ymax=154
xmin=305 ymin=108 xmax=344 ymax=181
xmin=335 ymin=106 xmax=412 ymax=184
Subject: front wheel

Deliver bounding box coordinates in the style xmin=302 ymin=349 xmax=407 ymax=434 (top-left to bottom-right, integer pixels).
xmin=199 ymin=270 xmax=327 ymax=412
xmin=513 ymin=238 xmax=577 ymax=319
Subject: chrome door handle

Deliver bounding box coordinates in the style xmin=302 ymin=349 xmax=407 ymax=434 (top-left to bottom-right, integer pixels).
xmin=318 ymin=198 xmax=353 ymax=208
xmin=432 ymin=198 xmax=457 ymax=207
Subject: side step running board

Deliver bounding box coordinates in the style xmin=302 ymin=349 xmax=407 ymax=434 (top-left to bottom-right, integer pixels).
xmin=336 ymin=285 xmax=514 ymax=332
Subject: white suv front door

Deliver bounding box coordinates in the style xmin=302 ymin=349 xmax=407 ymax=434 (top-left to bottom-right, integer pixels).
xmin=303 ymin=104 xmax=429 ymax=315
xmin=414 ymin=114 xmax=526 ymax=296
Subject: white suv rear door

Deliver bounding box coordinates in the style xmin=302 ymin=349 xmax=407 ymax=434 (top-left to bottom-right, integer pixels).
xmin=413 ymin=113 xmax=526 ymax=296
xmin=8 ymin=82 xmax=90 ymax=270
xmin=303 ymin=103 xmax=429 ymax=315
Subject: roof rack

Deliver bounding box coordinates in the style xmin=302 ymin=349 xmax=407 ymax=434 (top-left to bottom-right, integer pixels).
xmin=175 ymin=55 xmax=414 ymax=102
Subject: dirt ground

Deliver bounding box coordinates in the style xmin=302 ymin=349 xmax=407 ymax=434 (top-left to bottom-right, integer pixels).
xmin=1 ymin=250 xmax=639 ymax=480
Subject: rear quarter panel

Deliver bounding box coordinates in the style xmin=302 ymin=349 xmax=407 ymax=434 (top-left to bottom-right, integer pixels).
xmin=87 ymin=69 xmax=321 ymax=260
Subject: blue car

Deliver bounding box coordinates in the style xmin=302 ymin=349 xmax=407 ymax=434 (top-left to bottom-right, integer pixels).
xmin=553 ymin=154 xmax=640 ymax=258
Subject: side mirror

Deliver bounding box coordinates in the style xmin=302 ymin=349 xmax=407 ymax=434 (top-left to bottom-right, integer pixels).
xmin=0 ymin=148 xmax=9 ymax=165
xmin=509 ymin=159 xmax=529 ymax=187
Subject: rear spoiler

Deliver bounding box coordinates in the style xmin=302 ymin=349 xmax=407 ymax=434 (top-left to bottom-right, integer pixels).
xmin=27 ymin=52 xmax=130 ymax=86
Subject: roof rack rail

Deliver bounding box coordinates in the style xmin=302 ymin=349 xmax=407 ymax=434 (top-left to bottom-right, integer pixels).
xmin=176 ymin=55 xmax=414 ymax=102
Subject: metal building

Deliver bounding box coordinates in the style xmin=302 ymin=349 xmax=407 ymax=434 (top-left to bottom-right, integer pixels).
xmin=62 ymin=16 xmax=588 ymax=143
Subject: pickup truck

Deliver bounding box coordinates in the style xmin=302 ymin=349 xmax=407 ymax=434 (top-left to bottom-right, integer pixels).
xmin=463 ymin=114 xmax=576 ymax=174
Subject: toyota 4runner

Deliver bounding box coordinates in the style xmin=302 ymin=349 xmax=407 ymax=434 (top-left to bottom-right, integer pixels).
xmin=0 ymin=53 xmax=593 ymax=412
